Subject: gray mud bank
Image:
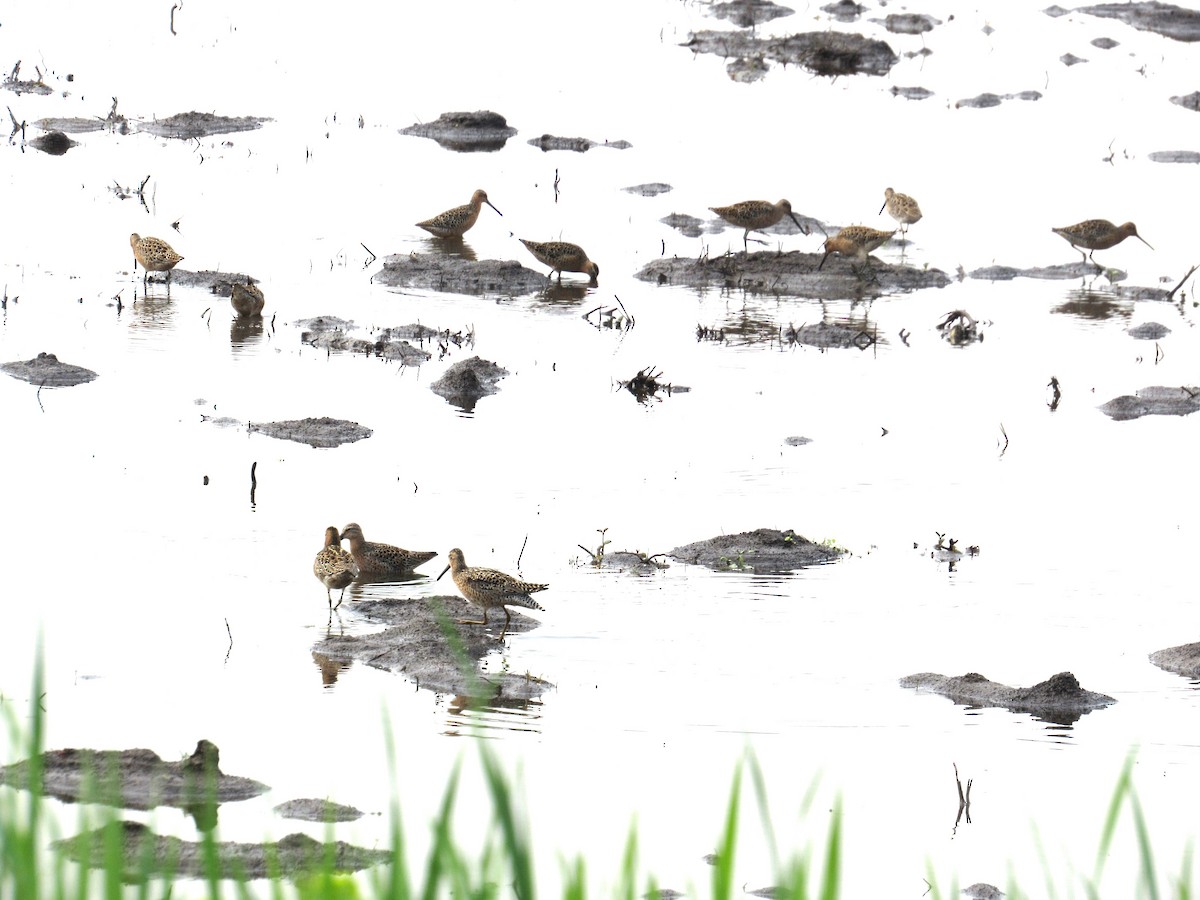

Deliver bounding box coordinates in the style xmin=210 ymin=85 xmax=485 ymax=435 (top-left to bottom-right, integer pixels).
xmin=900 ymin=671 xmax=1115 ymax=724
xmin=315 ymin=597 xmax=554 ymax=701
xmin=375 ymin=252 xmax=550 ymax=296
xmin=670 ymin=528 xmax=845 ymax=573
xmin=1149 ymin=641 xmax=1200 ymax=678
xmin=1 ymin=351 xmax=97 ymax=387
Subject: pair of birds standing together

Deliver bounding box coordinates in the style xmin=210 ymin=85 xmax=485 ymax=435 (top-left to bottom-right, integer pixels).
xmin=314 ymin=523 xmax=548 ymax=638
xmin=416 ymin=188 xmax=600 ymax=284
xmin=130 ymin=233 xmax=265 ymax=316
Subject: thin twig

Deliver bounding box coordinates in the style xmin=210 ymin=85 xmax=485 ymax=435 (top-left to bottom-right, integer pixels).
xmin=516 ymin=534 xmax=529 ymax=569
xmin=1167 ymin=264 xmax=1198 ymax=302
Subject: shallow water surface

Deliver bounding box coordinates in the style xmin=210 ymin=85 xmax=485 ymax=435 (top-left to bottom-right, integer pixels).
xmin=3 ymin=1 xmax=1200 ymax=897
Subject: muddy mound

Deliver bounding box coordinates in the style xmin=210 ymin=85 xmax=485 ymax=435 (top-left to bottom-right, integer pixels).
xmin=315 ymin=596 xmax=553 ymax=700
xmin=682 ymin=29 xmax=898 ymax=78
xmin=899 ymin=671 xmax=1115 ymax=724
xmin=274 ymin=798 xmax=366 ymax=823
xmin=375 ymin=253 xmax=549 ymax=296
xmin=138 ymin=111 xmax=270 ymax=139
xmin=31 ymin=130 xmax=76 ymax=154
xmin=400 ymin=110 xmax=517 ymax=152
xmin=249 ymin=417 xmax=373 ymax=448
xmin=0 ymin=740 xmax=266 ymax=809
xmin=1098 ymin=385 xmax=1200 ymax=420
xmin=1079 ymin=2 xmax=1200 ymax=42
xmin=1149 ymin=641 xmax=1200 ymax=678
xmin=637 ymin=251 xmax=949 ymax=300
xmin=1 ymin=352 xmax=97 ymax=386
xmin=54 ymin=822 xmax=389 ymax=879
xmin=670 ymin=528 xmax=845 ymax=573
xmin=431 ymin=356 xmax=508 ymax=407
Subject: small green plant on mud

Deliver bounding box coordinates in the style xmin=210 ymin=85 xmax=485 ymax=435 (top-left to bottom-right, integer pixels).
xmin=718 ymin=550 xmax=750 ymax=570
xmin=576 ymin=527 xmax=611 ymax=567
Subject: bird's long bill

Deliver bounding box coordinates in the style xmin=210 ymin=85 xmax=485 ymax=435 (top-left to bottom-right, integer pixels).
xmin=787 ymin=211 xmax=807 ymax=235
xmin=436 ymin=564 xmax=450 ymax=581
xmin=487 ymin=201 xmax=503 ymax=217
xmin=878 ymin=201 xmax=887 ymax=215
xmin=1136 ymin=234 xmax=1154 ymax=250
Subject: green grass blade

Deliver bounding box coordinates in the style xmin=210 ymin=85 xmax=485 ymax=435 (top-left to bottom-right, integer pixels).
xmin=713 ymin=762 xmax=743 ymax=900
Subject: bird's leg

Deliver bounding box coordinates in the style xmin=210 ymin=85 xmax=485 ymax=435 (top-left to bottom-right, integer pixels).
xmin=457 ymin=608 xmax=489 ymax=626
xmin=499 ymin=608 xmax=512 ymax=640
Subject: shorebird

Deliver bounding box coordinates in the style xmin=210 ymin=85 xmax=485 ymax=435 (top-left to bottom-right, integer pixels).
xmin=519 ymin=239 xmax=599 ymax=284
xmin=340 ymin=522 xmax=437 ymax=580
xmin=437 ymin=547 xmax=547 ymax=639
xmin=314 ymin=526 xmax=358 ymax=609
xmin=818 ymin=225 xmax=896 ymax=270
xmin=130 ymin=233 xmax=183 ymax=283
xmin=416 ymin=189 xmax=503 ymax=238
xmin=230 ymin=281 xmax=265 ymax=318
xmin=709 ymin=199 xmax=808 ymax=249
xmin=1051 ymin=219 xmax=1152 ymax=265
xmin=879 ymin=188 xmax=922 ymax=238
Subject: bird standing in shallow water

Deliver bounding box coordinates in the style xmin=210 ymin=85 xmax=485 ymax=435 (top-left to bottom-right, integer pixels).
xmin=230 ymin=281 xmax=265 ymax=317
xmin=879 ymin=188 xmax=922 ymax=239
xmin=340 ymin=522 xmax=437 ymax=580
xmin=416 ymin=189 xmax=503 ymax=238
xmin=1051 ymin=219 xmax=1152 ymax=265
xmin=519 ymin=239 xmax=599 ymax=284
xmin=314 ymin=526 xmax=358 ymax=609
xmin=818 ymin=225 xmax=896 ymax=270
xmin=709 ymin=199 xmax=808 ymax=250
xmin=438 ymin=547 xmax=547 ymax=639
xmin=130 ymin=233 xmax=183 ymax=283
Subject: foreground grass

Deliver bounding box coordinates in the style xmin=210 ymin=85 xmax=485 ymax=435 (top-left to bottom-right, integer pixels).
xmin=0 ymin=655 xmax=1191 ymax=900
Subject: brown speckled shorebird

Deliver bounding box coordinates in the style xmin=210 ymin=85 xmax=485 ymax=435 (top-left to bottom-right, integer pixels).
xmin=879 ymin=188 xmax=922 ymax=237
xmin=314 ymin=526 xmax=359 ymax=609
xmin=519 ymin=239 xmax=599 ymax=284
xmin=130 ymin=233 xmax=183 ymax=283
xmin=1051 ymin=219 xmax=1153 ymax=265
xmin=340 ymin=522 xmax=437 ymax=580
xmin=709 ymin=199 xmax=808 ymax=249
xmin=230 ymin=281 xmax=265 ymax=318
xmin=438 ymin=548 xmax=547 ymax=638
xmin=818 ymin=225 xmax=896 ymax=270
xmin=416 ymin=189 xmax=503 ymax=238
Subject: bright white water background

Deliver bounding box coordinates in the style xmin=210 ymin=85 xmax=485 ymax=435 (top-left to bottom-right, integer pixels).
xmin=3 ymin=1 xmax=1200 ymax=897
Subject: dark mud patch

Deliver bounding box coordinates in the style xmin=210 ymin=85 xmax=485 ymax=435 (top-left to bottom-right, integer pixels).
xmin=375 ymin=253 xmax=548 ymax=296
xmin=1 ymin=351 xmax=97 ymax=386
xmin=637 ymin=251 xmax=950 ymax=300
xmin=710 ymin=0 xmax=794 ymax=27
xmin=30 ymin=130 xmax=76 ymax=155
xmin=1078 ymin=2 xmax=1200 ymax=42
xmin=1061 ymin=52 xmax=1089 ymax=65
xmin=682 ymin=30 xmax=898 ymax=78
xmin=1091 ymin=36 xmax=1121 ymax=48
xmin=431 ymin=356 xmax=508 ymax=409
xmin=956 ymin=90 xmax=1042 ymax=108
xmin=315 ymin=597 xmax=554 ymax=700
xmin=249 ymin=417 xmax=373 ymax=448
xmin=625 ymin=182 xmax=673 ymax=196
xmin=823 ymin=0 xmax=865 ymax=21
xmin=969 ymin=262 xmax=1127 ymax=281
xmin=138 ymin=111 xmax=270 ymax=139
xmin=35 ymin=116 xmax=109 ymax=134
xmin=891 ymin=85 xmax=935 ymax=99
xmin=872 ymin=13 xmax=941 ymax=34
xmin=1148 ymin=150 xmax=1200 ymax=163
xmin=1148 ymin=641 xmax=1200 ymax=678
xmin=899 ymin=671 xmax=1114 ymax=724
xmin=1170 ymin=91 xmax=1200 ymax=111
xmin=528 ymin=134 xmax=632 ymax=152
xmin=0 ymin=740 xmax=266 ymax=810
xmin=54 ymin=822 xmax=389 ymax=880
xmin=274 ymin=798 xmax=366 ymax=823
xmin=1127 ymin=321 xmax=1170 ymax=339
xmin=670 ymin=528 xmax=845 ymax=573
xmin=1098 ymin=385 xmax=1200 ymax=420
xmin=2 ymin=78 xmax=52 ymax=96
xmin=297 ymin=320 xmax=466 ymax=367
xmin=294 ymin=315 xmax=354 ymax=334
xmin=167 ymin=269 xmax=255 ymax=295
xmin=662 ymin=213 xmax=710 ymax=238
xmin=400 ymin=110 xmax=517 ymax=152
xmin=785 ymin=319 xmax=880 ymax=350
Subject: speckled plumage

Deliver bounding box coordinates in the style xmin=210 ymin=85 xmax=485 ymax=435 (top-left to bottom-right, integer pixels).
xmin=314 ymin=526 xmax=358 ymax=609
xmin=519 ymin=239 xmax=599 ymax=284
xmin=709 ymin=198 xmax=806 ymax=248
xmin=1051 ymin=219 xmax=1152 ymax=264
xmin=880 ymin=188 xmax=922 ymax=234
xmin=340 ymin=522 xmax=437 ymax=580
xmin=416 ymin=189 xmax=502 ymax=238
xmin=438 ymin=547 xmax=547 ymax=638
xmin=818 ymin=225 xmax=896 ymax=269
xmin=230 ymin=281 xmax=265 ymax=317
xmin=130 ymin=233 xmax=183 ymax=281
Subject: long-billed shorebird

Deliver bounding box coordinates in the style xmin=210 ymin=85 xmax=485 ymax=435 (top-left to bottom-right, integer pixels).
xmin=880 ymin=188 xmax=922 ymax=238
xmin=230 ymin=281 xmax=265 ymax=318
xmin=130 ymin=233 xmax=183 ymax=283
xmin=519 ymin=239 xmax=599 ymax=284
xmin=437 ymin=547 xmax=547 ymax=639
xmin=314 ymin=526 xmax=359 ymax=609
xmin=818 ymin=225 xmax=896 ymax=270
xmin=1051 ymin=219 xmax=1152 ymax=266
xmin=340 ymin=522 xmax=437 ymax=581
xmin=416 ymin=189 xmax=503 ymax=238
xmin=709 ymin=199 xmax=808 ymax=249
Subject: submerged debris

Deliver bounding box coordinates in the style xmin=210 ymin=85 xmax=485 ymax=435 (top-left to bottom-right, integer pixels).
xmin=1098 ymin=385 xmax=1200 ymax=420
xmin=682 ymin=29 xmax=898 ymax=78
xmin=956 ymin=91 xmax=1042 ymax=108
xmin=528 ymin=134 xmax=631 ymax=152
xmin=624 ymin=182 xmax=673 ymax=196
xmin=937 ymin=309 xmax=983 ymax=345
xmin=619 ymin=366 xmax=688 ymax=403
xmin=30 ymin=130 xmax=75 ymax=154
xmin=139 ymin=111 xmax=270 ymax=139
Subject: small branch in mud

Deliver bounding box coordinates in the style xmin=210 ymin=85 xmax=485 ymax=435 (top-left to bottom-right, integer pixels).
xmin=619 ymin=366 xmax=682 ymax=403
xmin=249 ymin=461 xmax=257 ymax=508
xmin=361 ymin=243 xmax=377 ymax=267
xmin=1047 ymin=376 xmax=1061 ymax=411
xmin=577 ymin=528 xmax=610 ymax=567
xmin=224 ymin=618 xmax=233 ymax=664
xmin=953 ymin=762 xmax=972 ymax=831
xmin=1167 ymin=264 xmax=1197 ymax=303
xmin=170 ymin=0 xmax=182 ymax=35
xmin=36 ymin=379 xmax=46 ymax=413
xmin=201 ymin=307 xmax=212 ymax=326
xmin=517 ymin=534 xmax=529 ymax=569
xmin=553 ymin=167 xmax=560 ymax=203
xmin=998 ymin=422 xmax=1009 ymax=457
xmin=7 ymin=105 xmax=24 ymax=143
